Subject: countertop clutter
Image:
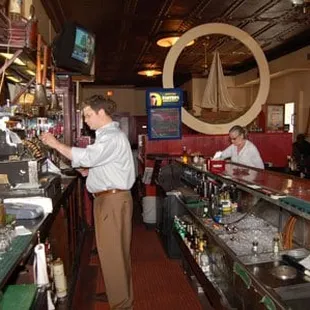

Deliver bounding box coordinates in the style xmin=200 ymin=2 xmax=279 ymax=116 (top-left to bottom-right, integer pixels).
xmin=0 ymin=175 xmax=85 ymax=309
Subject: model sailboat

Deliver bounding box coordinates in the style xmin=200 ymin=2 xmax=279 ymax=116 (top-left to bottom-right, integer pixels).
xmin=201 ymin=50 xmax=239 ymax=112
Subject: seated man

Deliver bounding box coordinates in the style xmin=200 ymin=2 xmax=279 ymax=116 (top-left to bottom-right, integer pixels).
xmin=292 ymin=134 xmax=310 ymax=173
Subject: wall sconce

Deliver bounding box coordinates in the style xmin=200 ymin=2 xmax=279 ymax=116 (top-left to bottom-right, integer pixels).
xmin=156 ymin=33 xmax=195 ymax=48
xmin=137 ymin=69 xmax=162 ymax=77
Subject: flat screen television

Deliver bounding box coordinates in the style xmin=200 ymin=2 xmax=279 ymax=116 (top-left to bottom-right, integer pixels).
xmin=52 ymin=22 xmax=95 ymax=75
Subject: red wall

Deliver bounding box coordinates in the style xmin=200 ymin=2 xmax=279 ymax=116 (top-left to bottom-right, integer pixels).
xmin=142 ymin=132 xmax=292 ymax=167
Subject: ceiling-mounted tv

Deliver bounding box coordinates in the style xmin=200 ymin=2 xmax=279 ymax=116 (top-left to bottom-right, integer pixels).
xmin=52 ymin=22 xmax=95 ymax=75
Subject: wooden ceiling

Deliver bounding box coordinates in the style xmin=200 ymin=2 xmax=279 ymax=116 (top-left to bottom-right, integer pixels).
xmin=41 ymin=0 xmax=310 ymax=88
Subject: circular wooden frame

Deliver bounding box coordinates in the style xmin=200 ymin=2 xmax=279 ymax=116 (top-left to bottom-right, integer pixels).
xmin=162 ymin=23 xmax=270 ymax=134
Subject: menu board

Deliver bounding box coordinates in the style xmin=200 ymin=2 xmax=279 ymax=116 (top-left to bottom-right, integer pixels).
xmin=148 ymin=107 xmax=181 ymax=140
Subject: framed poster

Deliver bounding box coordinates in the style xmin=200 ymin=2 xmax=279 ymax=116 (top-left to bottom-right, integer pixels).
xmin=147 ymin=107 xmax=181 ymax=140
xmin=266 ymin=104 xmax=284 ymax=132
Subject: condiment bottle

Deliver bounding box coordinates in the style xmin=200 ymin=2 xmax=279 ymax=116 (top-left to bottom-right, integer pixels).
xmin=273 ymin=234 xmax=280 ymax=257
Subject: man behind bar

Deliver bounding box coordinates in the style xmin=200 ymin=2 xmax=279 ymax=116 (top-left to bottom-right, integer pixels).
xmin=41 ymin=95 xmax=135 ymax=309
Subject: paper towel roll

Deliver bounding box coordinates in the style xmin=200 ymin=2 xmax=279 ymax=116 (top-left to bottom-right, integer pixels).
xmin=53 ymin=258 xmax=67 ymax=298
xmin=34 ymin=243 xmax=49 ymax=286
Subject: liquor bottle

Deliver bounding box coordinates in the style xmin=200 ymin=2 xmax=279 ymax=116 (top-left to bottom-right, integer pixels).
xmin=199 ymin=240 xmax=210 ymax=274
xmin=9 ymin=0 xmax=22 ymax=21
xmin=45 ymin=238 xmax=53 ymax=276
xmin=272 ymin=233 xmax=280 ymax=259
xmin=181 ymin=146 xmax=189 ymax=164
xmin=202 ymin=204 xmax=209 ymax=218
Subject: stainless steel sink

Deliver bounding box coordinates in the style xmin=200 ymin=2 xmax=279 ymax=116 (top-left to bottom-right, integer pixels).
xmin=238 ymin=248 xmax=309 ymax=265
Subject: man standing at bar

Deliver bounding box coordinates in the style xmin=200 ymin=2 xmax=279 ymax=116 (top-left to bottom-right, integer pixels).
xmin=40 ymin=95 xmax=135 ymax=309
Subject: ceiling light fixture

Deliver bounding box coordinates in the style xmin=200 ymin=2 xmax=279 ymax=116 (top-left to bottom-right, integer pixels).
xmin=138 ymin=69 xmax=162 ymax=77
xmin=0 ymin=53 xmax=26 ymax=66
xmin=156 ymin=33 xmax=195 ymax=48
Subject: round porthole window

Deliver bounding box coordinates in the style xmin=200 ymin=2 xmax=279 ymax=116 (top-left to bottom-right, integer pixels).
xmin=162 ymin=23 xmax=270 ymax=134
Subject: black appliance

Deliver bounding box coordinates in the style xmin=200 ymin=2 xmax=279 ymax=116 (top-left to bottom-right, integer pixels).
xmin=156 ymin=187 xmax=185 ymax=259
xmin=156 ymin=162 xmax=198 ymax=259
xmin=0 ymin=158 xmax=47 ymax=185
xmin=0 ymin=173 xmax=61 ymax=203
xmin=0 ymin=129 xmax=21 ymax=160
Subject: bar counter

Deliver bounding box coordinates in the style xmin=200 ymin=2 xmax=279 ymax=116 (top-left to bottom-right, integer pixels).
xmin=0 ymin=175 xmax=85 ymax=307
xmin=221 ymin=163 xmax=310 ymax=201
xmin=160 ymin=160 xmax=310 ymax=309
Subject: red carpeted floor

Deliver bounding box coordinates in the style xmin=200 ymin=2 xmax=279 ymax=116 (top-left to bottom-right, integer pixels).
xmin=72 ymin=220 xmax=203 ymax=310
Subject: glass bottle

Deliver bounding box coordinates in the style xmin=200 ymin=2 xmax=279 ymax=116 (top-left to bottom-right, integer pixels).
xmin=252 ymin=237 xmax=259 ymax=257
xmin=182 ymin=146 xmax=189 ymax=164
xmin=199 ymin=240 xmax=210 ymax=274
xmin=0 ymin=227 xmax=9 ymax=256
xmin=271 ymin=233 xmax=280 ymax=260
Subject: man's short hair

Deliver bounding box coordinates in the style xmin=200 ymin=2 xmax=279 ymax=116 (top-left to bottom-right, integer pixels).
xmin=82 ymin=95 xmax=116 ymax=116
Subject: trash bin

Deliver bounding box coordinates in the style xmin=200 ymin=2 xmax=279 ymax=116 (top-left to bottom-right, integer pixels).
xmin=142 ymin=196 xmax=157 ymax=229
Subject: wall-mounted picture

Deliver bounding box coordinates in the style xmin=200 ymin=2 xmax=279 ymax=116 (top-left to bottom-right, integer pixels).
xmin=266 ymin=104 xmax=284 ymax=132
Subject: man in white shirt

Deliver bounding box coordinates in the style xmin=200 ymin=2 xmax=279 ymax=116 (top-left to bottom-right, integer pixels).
xmin=41 ymin=95 xmax=135 ymax=310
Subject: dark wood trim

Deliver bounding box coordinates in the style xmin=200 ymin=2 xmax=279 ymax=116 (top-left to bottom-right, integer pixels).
xmin=40 ymin=0 xmax=65 ymax=33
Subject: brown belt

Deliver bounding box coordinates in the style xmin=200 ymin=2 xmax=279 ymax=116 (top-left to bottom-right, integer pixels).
xmin=93 ymin=189 xmax=127 ymax=198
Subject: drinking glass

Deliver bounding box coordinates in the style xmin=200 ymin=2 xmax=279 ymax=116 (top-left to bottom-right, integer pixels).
xmin=0 ymin=227 xmax=9 ymax=260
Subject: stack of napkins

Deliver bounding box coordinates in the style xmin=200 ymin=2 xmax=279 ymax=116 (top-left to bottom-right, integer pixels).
xmin=299 ymin=254 xmax=310 ymax=270
xmin=3 ymin=197 xmax=53 ymax=214
xmin=213 ymin=151 xmax=223 ymax=159
xmin=15 ymin=225 xmax=32 ymax=236
xmin=45 ymin=158 xmax=61 ymax=175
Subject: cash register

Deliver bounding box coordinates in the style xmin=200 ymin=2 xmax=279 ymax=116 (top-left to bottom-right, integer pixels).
xmin=0 ymin=127 xmax=61 ymax=201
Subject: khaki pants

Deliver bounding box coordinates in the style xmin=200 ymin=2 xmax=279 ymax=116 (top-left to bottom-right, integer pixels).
xmin=94 ymin=191 xmax=133 ymax=309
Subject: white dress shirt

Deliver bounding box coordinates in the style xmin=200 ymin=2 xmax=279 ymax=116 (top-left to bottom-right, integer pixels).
xmin=221 ymin=140 xmax=264 ymax=169
xmin=71 ymin=121 xmax=135 ymax=193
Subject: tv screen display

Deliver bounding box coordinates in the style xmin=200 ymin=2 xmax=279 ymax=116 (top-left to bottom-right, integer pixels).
xmin=71 ymin=27 xmax=95 ymax=65
xmin=52 ymin=22 xmax=95 ymax=75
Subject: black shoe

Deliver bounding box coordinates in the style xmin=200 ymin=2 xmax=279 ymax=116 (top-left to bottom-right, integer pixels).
xmin=92 ymin=292 xmax=108 ymax=302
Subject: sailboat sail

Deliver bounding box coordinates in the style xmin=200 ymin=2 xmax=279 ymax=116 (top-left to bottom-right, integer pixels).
xmin=201 ymin=50 xmax=239 ymax=112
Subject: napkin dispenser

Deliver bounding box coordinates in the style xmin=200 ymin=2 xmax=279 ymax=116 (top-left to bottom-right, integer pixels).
xmin=207 ymin=159 xmax=226 ymax=173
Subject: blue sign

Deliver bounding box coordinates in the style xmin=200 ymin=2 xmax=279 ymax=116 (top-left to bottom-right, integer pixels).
xmin=146 ymin=88 xmax=183 ymax=109
xmin=146 ymin=88 xmax=183 ymax=140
